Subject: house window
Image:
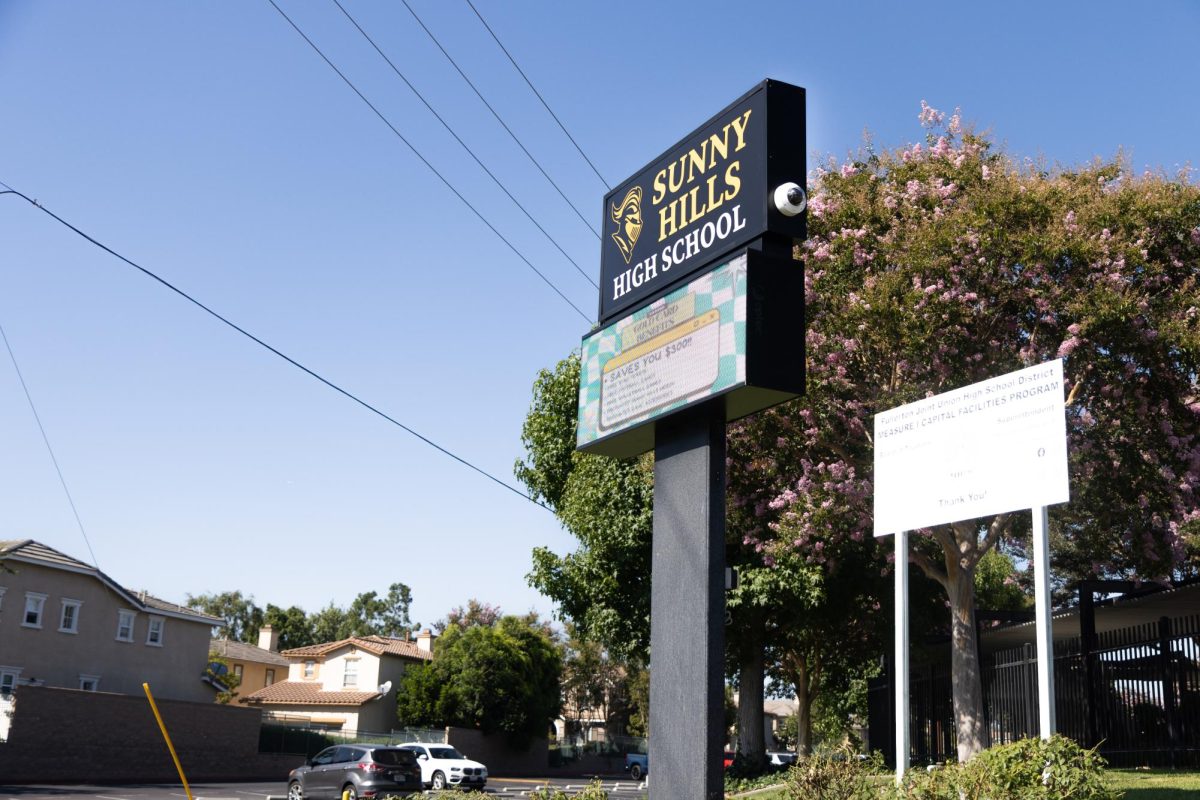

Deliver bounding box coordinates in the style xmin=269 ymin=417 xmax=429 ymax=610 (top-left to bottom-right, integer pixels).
xmin=0 ymin=668 xmax=20 ymax=697
xmin=146 ymin=616 xmax=165 ymax=646
xmin=79 ymin=674 xmax=101 ymax=691
xmin=232 ymin=663 xmax=244 ymax=680
xmin=304 ymin=660 xmax=316 ymax=679
xmin=59 ymin=599 xmax=83 ymax=633
xmin=265 ymin=669 xmax=276 ymax=687
xmin=343 ymin=659 xmax=359 ymax=688
xmin=116 ymin=610 xmax=136 ymax=642
xmin=22 ymin=593 xmax=47 ymax=628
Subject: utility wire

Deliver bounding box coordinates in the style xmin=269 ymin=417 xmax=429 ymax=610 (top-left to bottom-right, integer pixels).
xmin=465 ymin=0 xmax=611 ymax=191
xmin=0 ymin=187 xmax=553 ymax=512
xmin=0 ymin=317 xmax=101 ymax=568
xmin=396 ymin=0 xmax=601 ymax=240
xmin=330 ymin=0 xmax=597 ymax=288
xmin=265 ymin=0 xmax=592 ymax=323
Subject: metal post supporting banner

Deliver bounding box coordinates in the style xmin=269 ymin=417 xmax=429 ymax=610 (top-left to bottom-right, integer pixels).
xmin=648 ymin=401 xmax=726 ymax=800
xmin=1032 ymin=505 xmax=1056 ymax=738
xmin=894 ymin=529 xmax=909 ymax=783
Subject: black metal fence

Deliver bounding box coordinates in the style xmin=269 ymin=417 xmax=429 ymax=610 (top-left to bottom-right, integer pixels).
xmin=868 ymin=614 xmax=1200 ymax=767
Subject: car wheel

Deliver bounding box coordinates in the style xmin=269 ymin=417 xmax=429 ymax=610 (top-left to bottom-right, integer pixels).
xmin=431 ymin=771 xmax=447 ymax=790
xmin=342 ymin=784 xmax=358 ymax=800
xmin=287 ymin=781 xmax=304 ymax=800
xmin=630 ymin=763 xmax=643 ymax=781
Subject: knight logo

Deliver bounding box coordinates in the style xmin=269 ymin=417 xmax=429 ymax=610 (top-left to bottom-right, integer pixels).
xmin=609 ymin=185 xmax=643 ymax=264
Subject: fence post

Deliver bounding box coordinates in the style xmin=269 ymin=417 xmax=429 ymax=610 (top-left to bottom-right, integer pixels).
xmin=1159 ymin=616 xmax=1179 ymax=770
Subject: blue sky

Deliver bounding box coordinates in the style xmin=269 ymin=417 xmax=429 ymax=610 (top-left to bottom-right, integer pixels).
xmin=1 ymin=1 xmax=1196 ymax=630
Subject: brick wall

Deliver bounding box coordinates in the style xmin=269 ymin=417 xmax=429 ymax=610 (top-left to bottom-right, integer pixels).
xmin=0 ymin=686 xmax=300 ymax=783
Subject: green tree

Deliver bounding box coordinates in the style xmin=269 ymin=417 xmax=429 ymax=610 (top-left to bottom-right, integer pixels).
xmin=773 ymin=101 xmax=1200 ymax=759
xmin=346 ymin=582 xmax=414 ymax=638
xmin=263 ymin=603 xmax=316 ymax=649
xmin=560 ymin=624 xmax=640 ymax=742
xmin=186 ymin=590 xmax=263 ymax=642
xmin=518 ymin=354 xmax=654 ymax=663
xmin=395 ymin=612 xmax=562 ymax=747
xmin=205 ymin=653 xmax=242 ymax=703
xmin=307 ymin=583 xmax=415 ymax=643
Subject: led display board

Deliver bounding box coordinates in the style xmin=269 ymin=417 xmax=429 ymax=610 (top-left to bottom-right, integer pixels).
xmin=598 ymin=80 xmax=806 ymax=326
xmin=578 ymin=250 xmax=803 ymax=458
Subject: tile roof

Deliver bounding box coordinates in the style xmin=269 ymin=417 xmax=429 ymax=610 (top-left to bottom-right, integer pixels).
xmin=281 ymin=635 xmax=433 ymax=662
xmin=211 ymin=638 xmax=290 ymax=666
xmin=241 ymin=680 xmax=381 ymax=706
xmin=0 ymin=538 xmax=222 ymax=625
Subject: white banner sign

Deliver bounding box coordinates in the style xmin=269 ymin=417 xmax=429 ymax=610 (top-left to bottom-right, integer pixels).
xmin=873 ymin=360 xmax=1069 ymax=536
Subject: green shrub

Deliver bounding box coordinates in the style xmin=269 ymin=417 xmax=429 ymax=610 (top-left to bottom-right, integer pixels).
xmin=784 ymin=746 xmax=883 ymax=800
xmin=528 ymin=781 xmax=610 ymax=799
xmin=897 ymin=735 xmax=1118 ymax=800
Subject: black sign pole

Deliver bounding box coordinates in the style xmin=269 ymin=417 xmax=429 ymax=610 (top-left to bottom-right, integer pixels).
xmin=648 ymin=399 xmax=726 ymax=800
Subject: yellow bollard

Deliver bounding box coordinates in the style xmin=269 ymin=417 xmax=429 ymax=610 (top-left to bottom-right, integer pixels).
xmin=142 ymin=682 xmax=195 ymax=800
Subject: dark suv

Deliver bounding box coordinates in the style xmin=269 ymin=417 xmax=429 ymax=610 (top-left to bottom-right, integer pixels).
xmin=287 ymin=745 xmax=421 ymax=799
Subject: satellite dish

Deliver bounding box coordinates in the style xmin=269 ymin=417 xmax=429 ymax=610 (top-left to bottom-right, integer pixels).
xmin=377 ymin=680 xmax=393 ymax=696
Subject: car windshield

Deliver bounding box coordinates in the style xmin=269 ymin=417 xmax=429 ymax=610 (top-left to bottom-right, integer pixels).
xmin=428 ymin=747 xmax=464 ymax=759
xmin=371 ymin=749 xmax=417 ymax=766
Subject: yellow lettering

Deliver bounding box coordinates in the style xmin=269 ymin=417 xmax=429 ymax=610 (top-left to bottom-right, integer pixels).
xmin=704 ymin=174 xmax=724 ymax=215
xmin=686 ymin=141 xmax=708 ymax=184
xmin=686 ymin=186 xmax=704 ymax=225
xmin=667 ymin=159 xmax=685 ymax=195
xmin=723 ymin=161 xmax=741 ymax=201
xmin=659 ymin=198 xmax=681 ymax=242
xmin=730 ymin=109 xmax=752 ymax=151
xmin=707 ymin=128 xmax=729 ymax=167
xmin=652 ymin=170 xmax=667 ymax=205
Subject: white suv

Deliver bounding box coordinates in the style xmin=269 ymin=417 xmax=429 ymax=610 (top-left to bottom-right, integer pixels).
xmin=398 ymin=743 xmax=488 ymax=791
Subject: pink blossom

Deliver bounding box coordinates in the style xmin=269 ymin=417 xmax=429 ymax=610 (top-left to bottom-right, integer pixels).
xmin=981 ymin=164 xmax=991 ymax=181
xmin=918 ymin=100 xmax=944 ymax=127
xmin=1057 ymin=336 xmax=1082 ymax=357
xmin=1191 ymin=227 xmax=1200 ymax=245
xmin=841 ymin=163 xmax=860 ymax=178
xmin=948 ymin=109 xmax=962 ymax=134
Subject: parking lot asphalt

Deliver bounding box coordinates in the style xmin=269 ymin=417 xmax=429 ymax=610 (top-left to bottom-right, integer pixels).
xmin=0 ymin=777 xmax=650 ymax=799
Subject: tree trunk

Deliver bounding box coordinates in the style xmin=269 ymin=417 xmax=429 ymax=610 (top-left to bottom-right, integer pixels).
xmin=737 ymin=642 xmax=766 ymax=762
xmin=791 ymin=652 xmax=815 ymax=755
xmin=947 ymin=560 xmax=986 ymax=761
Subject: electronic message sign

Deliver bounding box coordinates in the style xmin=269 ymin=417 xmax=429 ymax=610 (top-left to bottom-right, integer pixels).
xmin=578 ymin=251 xmax=803 ymax=458
xmin=598 ymin=80 xmax=806 ymax=325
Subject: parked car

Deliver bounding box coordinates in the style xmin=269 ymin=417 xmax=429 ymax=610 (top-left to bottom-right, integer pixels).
xmin=624 ymin=750 xmax=735 ymax=779
xmin=287 ymin=744 xmax=421 ymax=799
xmin=624 ymin=752 xmax=648 ymax=780
xmin=767 ymin=750 xmax=797 ymax=767
xmin=397 ymin=742 xmax=488 ymax=790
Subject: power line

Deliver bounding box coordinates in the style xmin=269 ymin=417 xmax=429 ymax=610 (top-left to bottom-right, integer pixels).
xmin=0 ymin=317 xmax=101 ymax=568
xmin=329 ymin=0 xmax=597 ymax=288
xmin=465 ymin=0 xmax=611 ymax=191
xmin=0 ymin=186 xmax=553 ymax=512
xmin=265 ymin=0 xmax=592 ymax=324
xmin=396 ymin=0 xmax=601 ymax=241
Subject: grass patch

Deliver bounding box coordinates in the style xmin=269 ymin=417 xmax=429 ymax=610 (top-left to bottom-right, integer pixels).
xmin=1107 ymin=769 xmax=1200 ymax=800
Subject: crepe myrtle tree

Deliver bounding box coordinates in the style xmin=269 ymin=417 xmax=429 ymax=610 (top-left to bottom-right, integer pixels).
xmin=757 ymin=101 xmax=1200 ymax=760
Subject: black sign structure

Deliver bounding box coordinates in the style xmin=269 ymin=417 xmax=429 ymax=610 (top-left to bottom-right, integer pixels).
xmin=579 ymin=79 xmax=807 ymax=800
xmin=598 ymin=79 xmax=806 ymax=325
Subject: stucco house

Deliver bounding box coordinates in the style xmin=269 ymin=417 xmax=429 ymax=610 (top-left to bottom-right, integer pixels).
xmin=240 ymin=629 xmax=435 ymax=734
xmin=210 ymin=624 xmax=290 ymax=700
xmin=0 ymin=539 xmax=222 ymax=738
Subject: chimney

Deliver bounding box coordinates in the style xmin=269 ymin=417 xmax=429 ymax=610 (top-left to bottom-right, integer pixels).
xmin=259 ymin=624 xmax=279 ymax=652
xmin=416 ymin=628 xmax=434 ymax=653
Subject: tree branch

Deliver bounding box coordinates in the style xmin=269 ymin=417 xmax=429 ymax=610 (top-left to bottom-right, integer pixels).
xmin=910 ymin=546 xmax=949 ymax=591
